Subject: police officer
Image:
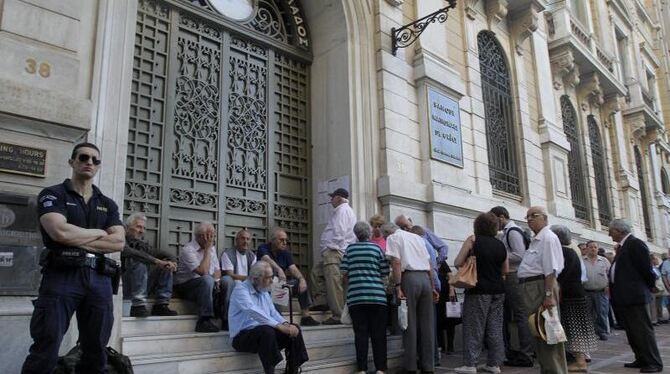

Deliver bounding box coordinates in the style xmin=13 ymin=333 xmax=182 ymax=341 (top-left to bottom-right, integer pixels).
xmin=22 ymin=142 xmax=125 ymax=374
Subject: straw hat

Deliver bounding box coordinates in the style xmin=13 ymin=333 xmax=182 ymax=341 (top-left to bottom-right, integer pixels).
xmin=528 ymin=306 xmax=547 ymax=342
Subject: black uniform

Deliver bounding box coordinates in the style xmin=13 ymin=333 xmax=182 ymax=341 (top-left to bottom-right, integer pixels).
xmin=22 ymin=179 xmax=122 ymax=374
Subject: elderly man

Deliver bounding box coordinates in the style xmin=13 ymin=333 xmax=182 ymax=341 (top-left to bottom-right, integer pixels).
xmin=310 ymin=188 xmax=356 ymax=324
xmin=489 ymin=206 xmax=533 ymax=367
xmin=258 ymin=227 xmax=320 ymax=326
xmin=383 ymin=222 xmax=438 ymax=373
xmin=517 ymin=206 xmax=567 ymax=373
xmin=122 ymin=212 xmax=178 ymax=317
xmin=608 ymin=219 xmax=663 ymax=372
xmin=229 ymin=261 xmax=309 ymax=374
xmin=661 ymin=250 xmax=670 ymax=322
xmin=219 ymin=229 xmax=257 ymax=330
xmin=395 ymin=214 xmax=448 ymax=263
xmin=583 ymin=240 xmax=611 ymax=340
xmin=174 ymin=222 xmax=221 ymax=333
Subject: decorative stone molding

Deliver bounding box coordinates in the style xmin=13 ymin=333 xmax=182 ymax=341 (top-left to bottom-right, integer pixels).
xmin=385 ymin=0 xmax=404 ymax=6
xmin=509 ymin=5 xmax=539 ymax=55
xmin=550 ymin=48 xmax=580 ymax=89
xmin=486 ymin=0 xmax=508 ymax=24
xmin=465 ymin=0 xmax=479 ymax=20
xmin=577 ymin=73 xmax=604 ymax=107
xmin=603 ymin=95 xmax=625 ymax=115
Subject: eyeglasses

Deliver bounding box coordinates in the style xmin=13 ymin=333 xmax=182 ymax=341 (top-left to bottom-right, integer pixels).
xmin=525 ymin=213 xmax=544 ymax=221
xmin=77 ymin=154 xmax=101 ymax=165
xmin=276 ymin=238 xmax=288 ymax=243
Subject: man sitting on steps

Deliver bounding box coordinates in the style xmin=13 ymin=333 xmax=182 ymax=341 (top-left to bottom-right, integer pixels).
xmin=122 ymin=212 xmax=178 ymax=317
xmin=229 ymin=261 xmax=309 ymax=374
xmin=257 ymin=227 xmax=320 ymax=326
xmin=219 ymin=228 xmax=257 ymax=330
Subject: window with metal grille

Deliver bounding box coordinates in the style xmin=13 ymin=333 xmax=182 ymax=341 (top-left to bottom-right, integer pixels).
xmin=477 ymin=31 xmax=520 ymax=196
xmin=634 ymin=146 xmax=653 ymax=239
xmin=661 ymin=167 xmax=670 ymax=195
xmin=587 ymin=115 xmax=611 ymax=226
xmin=560 ymin=96 xmax=589 ymax=221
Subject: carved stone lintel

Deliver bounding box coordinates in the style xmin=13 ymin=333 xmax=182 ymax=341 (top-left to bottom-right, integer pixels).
xmin=486 ymin=0 xmax=508 ymax=24
xmin=385 ymin=0 xmax=404 ymax=6
xmin=509 ymin=5 xmax=539 ymax=55
xmin=465 ymin=0 xmax=479 ymax=20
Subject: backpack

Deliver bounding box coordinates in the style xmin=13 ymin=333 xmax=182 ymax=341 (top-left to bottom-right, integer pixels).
xmin=505 ymin=226 xmax=531 ymax=250
xmin=54 ymin=344 xmax=134 ymax=374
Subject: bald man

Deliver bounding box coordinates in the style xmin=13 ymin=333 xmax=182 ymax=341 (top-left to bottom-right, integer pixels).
xmin=517 ymin=207 xmax=567 ymax=373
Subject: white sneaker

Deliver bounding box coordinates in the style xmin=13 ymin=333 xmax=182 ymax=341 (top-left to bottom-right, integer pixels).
xmin=477 ymin=364 xmax=502 ymax=373
xmin=454 ymin=366 xmax=477 ymax=374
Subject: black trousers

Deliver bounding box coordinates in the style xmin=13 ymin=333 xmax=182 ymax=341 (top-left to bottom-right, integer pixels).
xmin=349 ymin=304 xmax=388 ymax=371
xmin=232 ymin=325 xmax=308 ymax=374
xmin=620 ymin=304 xmax=663 ymax=369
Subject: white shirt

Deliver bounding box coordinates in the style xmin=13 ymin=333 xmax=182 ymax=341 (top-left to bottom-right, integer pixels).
xmin=320 ymin=201 xmax=357 ymax=254
xmin=386 ymin=229 xmax=431 ymax=271
xmin=517 ymin=225 xmax=564 ymax=278
xmin=582 ymin=255 xmax=611 ymax=290
xmin=175 ymin=240 xmax=221 ymax=285
xmin=221 ymin=249 xmax=257 ymax=277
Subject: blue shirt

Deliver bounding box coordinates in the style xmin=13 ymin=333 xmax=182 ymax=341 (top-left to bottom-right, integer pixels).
xmin=424 ymin=228 xmax=448 ymax=263
xmin=228 ymin=280 xmax=286 ymax=340
xmin=257 ymin=243 xmax=294 ymax=272
xmin=423 ymin=238 xmax=441 ymax=291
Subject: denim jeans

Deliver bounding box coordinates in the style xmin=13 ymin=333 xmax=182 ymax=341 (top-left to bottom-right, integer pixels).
xmin=586 ymin=290 xmax=610 ymax=336
xmin=174 ymin=275 xmax=215 ymax=317
xmin=122 ymin=258 xmax=173 ymax=307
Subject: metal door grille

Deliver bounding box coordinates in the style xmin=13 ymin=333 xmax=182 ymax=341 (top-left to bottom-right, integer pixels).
xmin=477 ymin=31 xmax=520 ymax=196
xmin=126 ymin=0 xmax=311 ymax=270
xmin=587 ymin=115 xmax=611 ymax=226
xmin=560 ymin=96 xmax=589 ymax=221
xmin=635 ymin=146 xmax=653 ymax=239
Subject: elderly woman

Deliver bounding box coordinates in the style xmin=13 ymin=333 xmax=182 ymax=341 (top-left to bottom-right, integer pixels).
xmin=550 ymin=225 xmax=597 ymax=373
xmin=453 ymin=212 xmax=508 ymax=374
xmin=341 ymin=221 xmax=390 ymax=374
xmin=369 ymin=214 xmax=387 ymax=252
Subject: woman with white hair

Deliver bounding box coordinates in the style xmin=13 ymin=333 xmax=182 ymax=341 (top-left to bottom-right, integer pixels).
xmin=550 ymin=224 xmax=597 ymax=373
xmin=341 ymin=221 xmax=390 ymax=374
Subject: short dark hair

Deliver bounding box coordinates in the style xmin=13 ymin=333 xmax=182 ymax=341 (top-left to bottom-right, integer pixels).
xmin=489 ymin=206 xmax=509 ymax=219
xmin=71 ymin=142 xmax=100 ymax=159
xmin=474 ymin=212 xmax=499 ymax=237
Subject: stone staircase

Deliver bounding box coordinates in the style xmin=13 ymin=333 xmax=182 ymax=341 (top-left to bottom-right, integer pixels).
xmin=121 ymin=299 xmax=404 ymax=373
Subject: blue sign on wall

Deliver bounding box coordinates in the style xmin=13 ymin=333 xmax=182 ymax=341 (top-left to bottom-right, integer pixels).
xmin=428 ymin=87 xmax=463 ymax=167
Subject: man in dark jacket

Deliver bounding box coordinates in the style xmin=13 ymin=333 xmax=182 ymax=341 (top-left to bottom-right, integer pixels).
xmin=123 ymin=212 xmax=178 ymax=317
xmin=608 ymin=218 xmax=663 ymax=373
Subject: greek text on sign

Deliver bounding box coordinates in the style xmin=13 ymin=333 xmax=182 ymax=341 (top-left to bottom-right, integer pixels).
xmin=428 ymin=87 xmax=463 ymax=167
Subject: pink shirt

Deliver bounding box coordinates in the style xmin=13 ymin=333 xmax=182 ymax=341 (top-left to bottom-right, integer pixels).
xmin=370 ymin=236 xmax=386 ymax=253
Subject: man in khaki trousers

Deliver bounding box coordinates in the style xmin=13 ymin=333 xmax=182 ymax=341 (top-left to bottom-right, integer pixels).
xmin=310 ymin=188 xmax=356 ymax=324
xmin=517 ymin=206 xmax=568 ymax=373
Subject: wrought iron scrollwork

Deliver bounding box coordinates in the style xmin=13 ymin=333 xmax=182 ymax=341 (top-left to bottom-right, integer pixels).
xmin=391 ymin=0 xmax=457 ymax=55
xmin=635 ymin=146 xmax=653 ymax=239
xmin=587 ymin=116 xmax=611 ymax=226
xmin=560 ymin=96 xmax=589 ymax=221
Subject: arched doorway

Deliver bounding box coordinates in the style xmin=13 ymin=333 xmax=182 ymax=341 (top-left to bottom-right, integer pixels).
xmin=124 ymin=0 xmax=313 ymax=272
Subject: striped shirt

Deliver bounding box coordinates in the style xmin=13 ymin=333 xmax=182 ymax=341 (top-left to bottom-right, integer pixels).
xmin=341 ymin=241 xmax=390 ymax=306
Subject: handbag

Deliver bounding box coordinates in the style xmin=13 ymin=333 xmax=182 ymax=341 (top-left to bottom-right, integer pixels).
xmin=449 ymin=251 xmax=477 ymax=289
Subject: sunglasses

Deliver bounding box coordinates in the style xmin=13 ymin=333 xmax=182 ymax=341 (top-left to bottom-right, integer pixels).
xmin=77 ymin=154 xmax=101 ymax=166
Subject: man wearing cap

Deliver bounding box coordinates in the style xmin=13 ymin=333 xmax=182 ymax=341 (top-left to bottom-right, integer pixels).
xmin=310 ymin=188 xmax=356 ymax=325
xmin=517 ymin=206 xmax=567 ymax=373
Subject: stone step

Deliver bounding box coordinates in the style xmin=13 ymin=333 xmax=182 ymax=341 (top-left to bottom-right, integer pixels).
xmin=130 ymin=337 xmax=403 ymax=374
xmin=123 ymin=298 xmax=306 ymax=317
xmin=122 ymin=325 xmax=358 ymax=357
xmin=122 ymin=311 xmax=332 ymax=337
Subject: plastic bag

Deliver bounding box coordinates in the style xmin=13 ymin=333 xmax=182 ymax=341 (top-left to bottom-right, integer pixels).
xmin=542 ymin=306 xmax=567 ymax=344
xmin=398 ymin=299 xmax=408 ymax=330
xmin=445 ymin=301 xmax=462 ymax=318
xmin=271 ymin=279 xmax=290 ymax=306
xmin=341 ymin=304 xmax=352 ymax=325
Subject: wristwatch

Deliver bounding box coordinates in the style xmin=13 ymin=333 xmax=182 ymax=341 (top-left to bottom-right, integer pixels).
xmin=544 ymin=290 xmax=553 ymax=297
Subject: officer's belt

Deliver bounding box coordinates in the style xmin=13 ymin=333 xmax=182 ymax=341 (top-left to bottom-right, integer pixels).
xmin=49 ymin=248 xmax=99 ymax=269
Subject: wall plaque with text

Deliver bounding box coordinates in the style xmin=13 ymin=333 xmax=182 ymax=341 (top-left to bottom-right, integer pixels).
xmin=0 ymin=142 xmax=46 ymax=177
xmin=428 ymin=87 xmax=463 ymax=167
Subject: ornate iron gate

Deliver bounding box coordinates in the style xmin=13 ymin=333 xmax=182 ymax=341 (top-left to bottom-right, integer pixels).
xmin=560 ymin=96 xmax=589 ymax=221
xmin=125 ymin=0 xmax=312 ymax=272
xmin=587 ymin=115 xmax=611 ymax=226
xmin=635 ymin=146 xmax=653 ymax=239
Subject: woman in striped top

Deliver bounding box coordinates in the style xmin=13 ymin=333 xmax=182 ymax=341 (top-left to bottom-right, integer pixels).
xmin=341 ymin=221 xmax=390 ymax=374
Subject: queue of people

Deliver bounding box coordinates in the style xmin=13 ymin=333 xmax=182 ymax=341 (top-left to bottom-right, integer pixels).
xmin=21 ymin=141 xmax=668 ymax=374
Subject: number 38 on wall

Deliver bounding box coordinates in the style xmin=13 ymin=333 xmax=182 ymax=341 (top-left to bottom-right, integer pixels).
xmin=25 ymin=59 xmax=51 ymax=78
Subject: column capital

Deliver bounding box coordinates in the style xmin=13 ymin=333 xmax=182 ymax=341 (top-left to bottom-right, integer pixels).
xmin=550 ymin=48 xmax=580 ymax=89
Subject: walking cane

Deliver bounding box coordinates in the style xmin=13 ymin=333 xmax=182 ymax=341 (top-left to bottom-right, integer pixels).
xmin=282 ymin=283 xmax=293 ymax=324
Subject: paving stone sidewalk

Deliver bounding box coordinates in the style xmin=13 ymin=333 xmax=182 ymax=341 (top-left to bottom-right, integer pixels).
xmin=435 ymin=323 xmax=670 ymax=373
